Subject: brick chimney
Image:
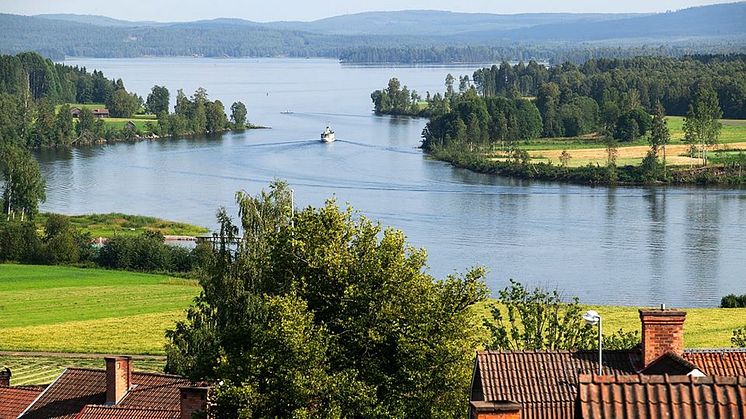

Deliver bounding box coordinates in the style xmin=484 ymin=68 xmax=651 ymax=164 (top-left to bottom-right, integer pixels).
xmin=180 ymin=386 xmax=210 ymax=419
xmin=639 ymin=307 xmax=686 ymax=367
xmin=469 ymin=401 xmax=521 ymax=419
xmin=105 ymin=356 xmax=132 ymax=404
xmin=0 ymin=367 xmax=10 ymax=387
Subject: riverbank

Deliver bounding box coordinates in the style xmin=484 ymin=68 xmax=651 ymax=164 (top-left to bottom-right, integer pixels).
xmin=34 ymin=212 xmax=209 ymax=238
xmin=432 ymin=147 xmax=746 ymax=186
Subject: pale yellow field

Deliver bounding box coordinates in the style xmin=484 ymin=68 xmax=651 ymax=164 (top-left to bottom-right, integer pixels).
xmin=531 ymin=142 xmax=746 ymax=167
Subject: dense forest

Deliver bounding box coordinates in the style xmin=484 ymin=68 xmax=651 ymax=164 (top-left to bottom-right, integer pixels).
xmin=0 ymin=52 xmax=247 ymax=149
xmin=373 ymin=55 xmax=746 ymax=152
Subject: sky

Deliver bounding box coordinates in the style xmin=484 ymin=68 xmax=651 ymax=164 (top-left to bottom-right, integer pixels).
xmin=0 ymin=0 xmax=736 ymax=22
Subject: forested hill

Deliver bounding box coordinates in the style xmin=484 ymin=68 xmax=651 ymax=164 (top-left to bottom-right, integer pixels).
xmin=1 ymin=3 xmax=745 ymax=63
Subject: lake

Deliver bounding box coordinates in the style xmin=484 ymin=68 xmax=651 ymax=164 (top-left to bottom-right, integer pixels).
xmin=38 ymin=57 xmax=746 ymax=307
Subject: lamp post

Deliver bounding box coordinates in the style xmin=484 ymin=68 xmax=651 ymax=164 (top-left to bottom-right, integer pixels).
xmin=583 ymin=310 xmax=602 ymax=375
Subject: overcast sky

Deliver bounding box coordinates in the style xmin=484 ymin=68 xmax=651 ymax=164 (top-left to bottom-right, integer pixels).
xmin=1 ymin=0 xmax=736 ymax=22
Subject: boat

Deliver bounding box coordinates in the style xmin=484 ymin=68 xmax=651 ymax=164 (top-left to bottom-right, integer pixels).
xmin=280 ymin=110 xmax=294 ymax=115
xmin=321 ymin=126 xmax=336 ymax=143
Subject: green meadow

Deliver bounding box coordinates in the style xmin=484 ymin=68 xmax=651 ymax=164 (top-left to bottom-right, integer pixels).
xmin=34 ymin=212 xmax=209 ymax=238
xmin=0 ymin=264 xmax=200 ymax=354
xmin=1 ymin=264 xmax=743 ymax=385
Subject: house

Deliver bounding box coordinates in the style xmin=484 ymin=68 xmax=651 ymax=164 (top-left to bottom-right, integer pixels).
xmin=91 ymin=109 xmax=109 ymax=118
xmin=469 ymin=308 xmax=746 ymax=419
xmin=0 ymin=357 xmax=209 ymax=419
xmin=69 ymin=107 xmax=82 ymax=118
xmin=0 ymin=368 xmax=44 ymax=419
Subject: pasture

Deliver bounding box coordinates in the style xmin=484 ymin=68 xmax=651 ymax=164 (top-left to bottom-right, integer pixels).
xmin=0 ymin=264 xmax=199 ymax=354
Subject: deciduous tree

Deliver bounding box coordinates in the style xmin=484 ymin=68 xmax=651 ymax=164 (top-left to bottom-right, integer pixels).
xmin=165 ymin=181 xmax=489 ymax=418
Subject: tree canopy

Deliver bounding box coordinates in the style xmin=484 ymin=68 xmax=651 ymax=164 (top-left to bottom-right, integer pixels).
xmin=165 ymin=181 xmax=489 ymax=418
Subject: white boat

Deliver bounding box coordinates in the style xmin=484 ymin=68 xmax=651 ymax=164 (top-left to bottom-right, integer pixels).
xmin=280 ymin=110 xmax=294 ymax=114
xmin=321 ymin=126 xmax=336 ymax=143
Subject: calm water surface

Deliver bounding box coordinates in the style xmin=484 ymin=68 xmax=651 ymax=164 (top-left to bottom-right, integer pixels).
xmin=38 ymin=58 xmax=746 ymax=307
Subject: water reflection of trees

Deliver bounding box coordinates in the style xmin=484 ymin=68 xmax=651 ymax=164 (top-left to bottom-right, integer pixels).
xmin=644 ymin=188 xmax=666 ymax=297
xmin=684 ymin=193 xmax=721 ymax=300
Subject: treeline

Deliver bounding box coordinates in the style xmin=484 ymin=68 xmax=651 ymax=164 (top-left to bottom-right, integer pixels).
xmin=374 ymin=55 xmax=745 ymax=152
xmin=341 ymin=46 xmax=551 ymax=64
xmin=421 ymin=91 xmax=542 ymax=151
xmin=0 ymin=51 xmax=117 ymax=103
xmin=0 ymin=214 xmax=211 ymax=274
xmin=0 ymin=52 xmax=249 ymax=149
xmin=470 ymin=55 xmax=746 ymax=119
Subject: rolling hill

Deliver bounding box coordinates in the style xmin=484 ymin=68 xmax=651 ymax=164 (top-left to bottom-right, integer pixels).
xmin=0 ymin=3 xmax=743 ymax=62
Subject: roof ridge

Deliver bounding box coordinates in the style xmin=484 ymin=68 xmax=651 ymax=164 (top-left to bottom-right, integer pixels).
xmin=82 ymin=404 xmax=179 ymax=412
xmin=684 ymin=348 xmax=746 ymax=353
xmin=131 ymin=370 xmax=190 ymax=379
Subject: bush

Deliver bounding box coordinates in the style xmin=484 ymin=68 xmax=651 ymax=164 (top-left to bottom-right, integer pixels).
xmin=721 ymin=294 xmax=746 ymax=308
xmin=0 ymin=221 xmax=43 ymax=263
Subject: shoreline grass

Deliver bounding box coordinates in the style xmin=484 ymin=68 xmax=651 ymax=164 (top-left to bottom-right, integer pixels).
xmin=34 ymin=212 xmax=209 ymax=238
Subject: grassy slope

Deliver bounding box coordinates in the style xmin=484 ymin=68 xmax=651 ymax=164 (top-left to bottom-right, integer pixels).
xmin=1 ymin=264 xmax=743 ymax=384
xmin=0 ymin=265 xmax=199 ymax=354
xmin=34 ymin=212 xmax=209 ymax=238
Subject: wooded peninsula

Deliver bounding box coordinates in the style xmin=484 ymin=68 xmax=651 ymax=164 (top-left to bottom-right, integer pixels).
xmin=371 ymin=55 xmax=746 ymax=186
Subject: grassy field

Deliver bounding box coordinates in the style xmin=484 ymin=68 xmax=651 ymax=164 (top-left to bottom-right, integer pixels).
xmin=507 ymin=116 xmax=746 ymax=168
xmin=56 ymin=103 xmax=158 ymax=132
xmin=474 ymin=302 xmax=746 ymax=349
xmin=0 ymin=355 xmax=165 ymax=386
xmin=0 ymin=264 xmax=200 ymax=354
xmin=34 ymin=212 xmax=209 ymax=238
xmin=1 ymin=264 xmax=743 ymax=385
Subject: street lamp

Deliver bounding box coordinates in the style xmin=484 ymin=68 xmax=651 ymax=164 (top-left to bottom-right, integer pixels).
xmin=583 ymin=310 xmax=602 ymax=375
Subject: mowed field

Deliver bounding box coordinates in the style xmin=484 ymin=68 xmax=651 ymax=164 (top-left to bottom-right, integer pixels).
xmin=0 ymin=264 xmax=199 ymax=354
xmin=513 ymin=117 xmax=746 ymax=167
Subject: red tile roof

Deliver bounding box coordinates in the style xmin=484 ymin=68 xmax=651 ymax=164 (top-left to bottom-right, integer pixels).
xmin=472 ymin=350 xmax=639 ymax=419
xmin=577 ymin=374 xmax=746 ymax=419
xmin=75 ymin=406 xmax=179 ymax=419
xmin=683 ymin=349 xmax=746 ymax=376
xmin=0 ymin=387 xmax=43 ymax=419
xmin=20 ymin=368 xmax=190 ymax=419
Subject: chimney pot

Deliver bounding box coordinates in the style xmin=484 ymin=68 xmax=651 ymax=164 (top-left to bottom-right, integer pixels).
xmin=105 ymin=356 xmax=132 ymax=404
xmin=639 ymin=308 xmax=686 ymax=367
xmin=180 ymin=386 xmax=210 ymax=419
xmin=0 ymin=368 xmax=10 ymax=387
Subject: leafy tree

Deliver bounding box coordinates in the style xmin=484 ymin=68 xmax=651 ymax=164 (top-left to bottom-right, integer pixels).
xmin=146 ymin=85 xmax=170 ymax=115
xmin=683 ymin=84 xmax=723 ymax=165
xmin=43 ymin=214 xmax=80 ymax=264
xmin=650 ymin=102 xmax=671 ymax=174
xmin=485 ymin=280 xmax=639 ymax=351
xmin=107 ymin=88 xmax=140 ymax=118
xmin=733 ymin=327 xmax=746 ymax=348
xmin=165 ymin=181 xmax=489 ymax=418
xmin=230 ymin=101 xmax=248 ymax=128
xmin=205 ymin=100 xmax=228 ymax=133
xmin=54 ymin=104 xmax=75 ymax=146
xmin=0 ymin=144 xmax=46 ymax=221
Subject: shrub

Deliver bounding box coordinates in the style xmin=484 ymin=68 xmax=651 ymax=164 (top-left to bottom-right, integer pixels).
xmin=0 ymin=221 xmax=43 ymax=263
xmin=721 ymin=294 xmax=746 ymax=308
